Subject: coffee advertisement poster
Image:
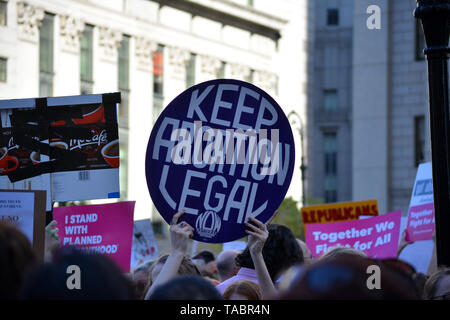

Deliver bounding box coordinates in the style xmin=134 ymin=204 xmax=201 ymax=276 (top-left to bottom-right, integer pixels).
xmin=0 ymin=93 xmax=121 ymax=209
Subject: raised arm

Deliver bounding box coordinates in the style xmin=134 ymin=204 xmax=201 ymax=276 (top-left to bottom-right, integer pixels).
xmin=144 ymin=210 xmax=193 ymax=299
xmin=397 ymin=229 xmax=414 ymax=258
xmin=427 ymin=232 xmax=438 ymax=276
xmin=44 ymin=220 xmax=60 ymax=262
xmin=245 ymin=216 xmax=277 ymax=300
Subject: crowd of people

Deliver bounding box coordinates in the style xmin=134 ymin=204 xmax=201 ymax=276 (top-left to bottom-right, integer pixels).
xmin=1 ymin=209 xmax=450 ymax=300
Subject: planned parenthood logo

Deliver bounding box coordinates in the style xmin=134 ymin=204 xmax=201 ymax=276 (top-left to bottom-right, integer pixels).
xmin=145 ymin=79 xmax=295 ymax=243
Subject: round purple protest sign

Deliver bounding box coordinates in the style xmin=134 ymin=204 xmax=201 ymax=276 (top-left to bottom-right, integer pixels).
xmin=145 ymin=79 xmax=295 ymax=243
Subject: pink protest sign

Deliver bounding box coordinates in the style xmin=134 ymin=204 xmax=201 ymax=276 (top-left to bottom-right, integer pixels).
xmin=405 ymin=203 xmax=435 ymax=242
xmin=405 ymin=162 xmax=434 ymax=242
xmin=306 ymin=210 xmax=402 ymax=259
xmin=53 ymin=201 xmax=135 ymax=272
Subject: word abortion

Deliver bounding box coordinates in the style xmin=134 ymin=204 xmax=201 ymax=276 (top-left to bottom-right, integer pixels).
xmin=153 ymin=119 xmax=290 ymax=183
xmin=171 ymin=120 xmax=280 ymax=168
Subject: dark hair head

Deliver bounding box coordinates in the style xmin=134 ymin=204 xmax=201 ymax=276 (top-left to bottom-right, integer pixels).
xmin=148 ymin=275 xmax=223 ymax=300
xmin=192 ymin=250 xmax=215 ymax=264
xmin=276 ymin=256 xmax=421 ymax=300
xmin=0 ymin=222 xmax=37 ymax=300
xmin=423 ymin=268 xmax=450 ymax=299
xmin=236 ymin=224 xmax=303 ymax=281
xmin=223 ymin=280 xmax=261 ymax=300
xmin=21 ymin=247 xmax=136 ymax=300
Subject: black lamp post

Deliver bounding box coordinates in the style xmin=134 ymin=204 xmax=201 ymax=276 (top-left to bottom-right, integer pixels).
xmin=415 ymin=0 xmax=450 ymax=267
xmin=288 ymin=110 xmax=307 ymax=207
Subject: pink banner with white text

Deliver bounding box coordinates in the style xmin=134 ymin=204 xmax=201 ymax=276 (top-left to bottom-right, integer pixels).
xmin=405 ymin=203 xmax=434 ymax=242
xmin=53 ymin=201 xmax=135 ymax=272
xmin=306 ymin=210 xmax=402 ymax=259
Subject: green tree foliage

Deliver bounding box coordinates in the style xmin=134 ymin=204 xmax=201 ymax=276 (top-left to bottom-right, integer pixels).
xmin=272 ymin=197 xmax=305 ymax=240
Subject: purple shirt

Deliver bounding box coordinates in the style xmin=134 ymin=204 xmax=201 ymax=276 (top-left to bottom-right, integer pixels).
xmin=216 ymin=267 xmax=259 ymax=294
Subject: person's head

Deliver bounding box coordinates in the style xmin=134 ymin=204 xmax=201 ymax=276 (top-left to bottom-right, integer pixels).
xmin=236 ymin=224 xmax=303 ymax=281
xmin=275 ymin=255 xmax=420 ymax=300
xmin=216 ymin=250 xmax=240 ymax=282
xmin=296 ymin=239 xmax=313 ymax=265
xmin=319 ymin=246 xmax=367 ymax=262
xmin=192 ymin=250 xmax=217 ymax=277
xmin=423 ymin=268 xmax=450 ymax=300
xmin=412 ymin=272 xmax=428 ymax=299
xmin=21 ymin=247 xmax=136 ymax=299
xmin=0 ymin=222 xmax=37 ymax=300
xmin=223 ymin=280 xmax=261 ymax=300
xmin=146 ymin=254 xmax=201 ymax=293
xmin=276 ymin=264 xmax=306 ymax=291
xmin=133 ymin=260 xmax=155 ymax=299
xmin=148 ymin=275 xmax=223 ymax=300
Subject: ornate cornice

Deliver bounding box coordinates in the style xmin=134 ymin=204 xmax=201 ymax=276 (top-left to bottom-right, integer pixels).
xmin=98 ymin=26 xmax=122 ymax=62
xmin=16 ymin=1 xmax=44 ymax=43
xmin=229 ymin=63 xmax=250 ymax=81
xmin=199 ymin=55 xmax=222 ymax=77
xmin=59 ymin=15 xmax=84 ymax=53
xmin=135 ymin=36 xmax=157 ymax=72
xmin=167 ymin=46 xmax=190 ymax=79
xmin=255 ymin=70 xmax=278 ymax=94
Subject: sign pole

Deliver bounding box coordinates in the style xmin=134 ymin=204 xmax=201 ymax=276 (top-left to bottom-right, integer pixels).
xmin=415 ymin=0 xmax=450 ymax=266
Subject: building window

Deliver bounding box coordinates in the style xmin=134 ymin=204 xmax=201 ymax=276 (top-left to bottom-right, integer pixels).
xmin=415 ymin=116 xmax=426 ymax=167
xmin=324 ymin=89 xmax=338 ymax=110
xmin=415 ymin=20 xmax=425 ymax=61
xmin=153 ymin=44 xmax=164 ymax=97
xmin=246 ymin=69 xmax=255 ymax=84
xmin=153 ymin=44 xmax=164 ymax=124
xmin=118 ymin=34 xmax=130 ymax=129
xmin=324 ymin=132 xmax=338 ymax=203
xmin=327 ymin=8 xmax=339 ymax=26
xmin=0 ymin=1 xmax=7 ymax=26
xmin=217 ymin=61 xmax=226 ymax=79
xmin=153 ymin=95 xmax=163 ymax=125
xmin=119 ymin=130 xmax=128 ymax=200
xmin=186 ymin=53 xmax=196 ymax=88
xmin=39 ymin=13 xmax=54 ymax=97
xmin=0 ymin=57 xmax=6 ymax=83
xmin=80 ymin=24 xmax=94 ymax=94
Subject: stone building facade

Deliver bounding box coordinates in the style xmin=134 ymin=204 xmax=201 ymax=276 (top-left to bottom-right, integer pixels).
xmin=0 ymin=0 xmax=308 ymax=233
xmin=307 ymin=0 xmax=430 ymax=217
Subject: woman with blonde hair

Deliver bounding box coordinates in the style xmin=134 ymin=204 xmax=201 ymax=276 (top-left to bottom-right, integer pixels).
xmin=223 ymin=280 xmax=261 ymax=300
xmin=319 ymin=246 xmax=367 ymax=262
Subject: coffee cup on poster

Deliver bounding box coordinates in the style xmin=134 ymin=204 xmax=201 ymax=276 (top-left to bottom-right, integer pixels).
xmin=30 ymin=151 xmax=41 ymax=164
xmin=0 ymin=147 xmax=19 ymax=174
xmin=72 ymin=104 xmax=105 ymax=125
xmin=101 ymin=139 xmax=119 ymax=168
xmin=50 ymin=141 xmax=68 ymax=150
